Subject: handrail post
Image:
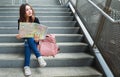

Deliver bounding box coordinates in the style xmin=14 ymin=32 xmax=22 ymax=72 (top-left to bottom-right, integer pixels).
xmin=92 ymin=0 xmax=112 ymax=48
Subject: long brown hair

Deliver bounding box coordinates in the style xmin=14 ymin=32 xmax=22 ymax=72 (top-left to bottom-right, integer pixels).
xmin=19 ymin=3 xmax=35 ymax=22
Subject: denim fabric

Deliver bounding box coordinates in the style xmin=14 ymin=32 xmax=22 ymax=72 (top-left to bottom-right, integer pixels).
xmin=24 ymin=38 xmax=41 ymax=66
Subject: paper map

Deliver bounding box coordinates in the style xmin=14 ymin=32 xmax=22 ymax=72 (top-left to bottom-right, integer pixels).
xmin=19 ymin=22 xmax=48 ymax=39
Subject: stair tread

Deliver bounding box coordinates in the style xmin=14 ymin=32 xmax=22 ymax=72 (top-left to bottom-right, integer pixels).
xmin=0 ymin=67 xmax=102 ymax=77
xmin=0 ymin=12 xmax=69 ymax=15
xmin=0 ymin=7 xmax=69 ymax=9
xmin=0 ymin=16 xmax=74 ymax=17
xmin=0 ymin=11 xmax=72 ymax=13
xmin=0 ymin=4 xmax=66 ymax=8
xmin=0 ymin=42 xmax=87 ymax=46
xmin=0 ymin=26 xmax=79 ymax=28
xmin=0 ymin=21 xmax=76 ymax=22
xmin=0 ymin=53 xmax=94 ymax=60
xmin=0 ymin=34 xmax=83 ymax=37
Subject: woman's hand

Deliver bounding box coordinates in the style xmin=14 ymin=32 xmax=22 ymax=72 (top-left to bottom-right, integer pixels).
xmin=16 ymin=34 xmax=22 ymax=39
xmin=34 ymin=33 xmax=39 ymax=42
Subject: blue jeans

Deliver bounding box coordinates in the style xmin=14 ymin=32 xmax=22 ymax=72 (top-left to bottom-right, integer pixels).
xmin=24 ymin=38 xmax=41 ymax=66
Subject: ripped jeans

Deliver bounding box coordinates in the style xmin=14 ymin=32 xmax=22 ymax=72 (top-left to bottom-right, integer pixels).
xmin=24 ymin=38 xmax=41 ymax=66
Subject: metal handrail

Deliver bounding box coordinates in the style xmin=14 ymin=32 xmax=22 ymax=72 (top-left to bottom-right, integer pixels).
xmin=67 ymin=1 xmax=114 ymax=77
xmin=88 ymin=0 xmax=120 ymax=23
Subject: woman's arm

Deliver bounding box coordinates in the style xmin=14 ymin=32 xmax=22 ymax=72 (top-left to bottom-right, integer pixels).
xmin=16 ymin=34 xmax=22 ymax=39
xmin=16 ymin=19 xmax=22 ymax=39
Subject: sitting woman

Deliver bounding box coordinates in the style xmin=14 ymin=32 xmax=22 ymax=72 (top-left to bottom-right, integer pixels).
xmin=16 ymin=3 xmax=47 ymax=76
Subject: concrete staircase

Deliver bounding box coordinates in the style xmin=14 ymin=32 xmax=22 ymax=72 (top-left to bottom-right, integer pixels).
xmin=0 ymin=0 xmax=102 ymax=77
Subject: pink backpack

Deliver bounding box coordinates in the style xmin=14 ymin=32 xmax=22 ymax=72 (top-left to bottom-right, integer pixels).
xmin=37 ymin=34 xmax=60 ymax=57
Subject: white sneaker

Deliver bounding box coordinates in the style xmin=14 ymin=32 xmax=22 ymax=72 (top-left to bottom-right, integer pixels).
xmin=38 ymin=56 xmax=47 ymax=67
xmin=24 ymin=66 xmax=31 ymax=76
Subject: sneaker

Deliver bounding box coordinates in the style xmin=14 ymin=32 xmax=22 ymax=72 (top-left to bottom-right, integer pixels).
xmin=24 ymin=66 xmax=31 ymax=76
xmin=38 ymin=56 xmax=47 ymax=67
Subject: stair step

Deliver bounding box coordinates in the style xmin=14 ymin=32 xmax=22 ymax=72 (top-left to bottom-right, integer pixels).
xmin=0 ymin=21 xmax=76 ymax=27
xmin=0 ymin=11 xmax=72 ymax=14
xmin=0 ymin=42 xmax=88 ymax=53
xmin=24 ymin=0 xmax=61 ymax=5
xmin=0 ymin=53 xmax=94 ymax=67
xmin=0 ymin=8 xmax=70 ymax=12
xmin=0 ymin=16 xmax=74 ymax=21
xmin=0 ymin=67 xmax=102 ymax=77
xmin=0 ymin=5 xmax=67 ymax=7
xmin=0 ymin=0 xmax=60 ymax=5
xmin=0 ymin=34 xmax=83 ymax=42
xmin=0 ymin=11 xmax=71 ymax=13
xmin=0 ymin=27 xmax=80 ymax=34
xmin=0 ymin=12 xmax=72 ymax=16
xmin=0 ymin=7 xmax=69 ymax=10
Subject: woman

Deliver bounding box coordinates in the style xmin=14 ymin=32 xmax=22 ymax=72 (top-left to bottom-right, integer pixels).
xmin=16 ymin=3 xmax=47 ymax=76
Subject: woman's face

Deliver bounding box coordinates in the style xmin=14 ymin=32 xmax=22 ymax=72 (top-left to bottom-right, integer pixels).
xmin=25 ymin=5 xmax=33 ymax=17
